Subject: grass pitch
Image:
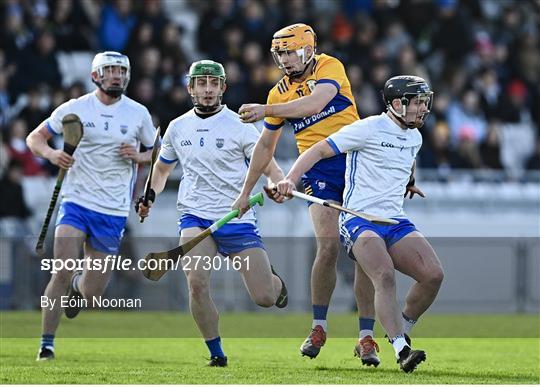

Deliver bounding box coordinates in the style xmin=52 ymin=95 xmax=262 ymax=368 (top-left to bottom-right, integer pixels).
xmin=1 ymin=312 xmax=539 ymax=384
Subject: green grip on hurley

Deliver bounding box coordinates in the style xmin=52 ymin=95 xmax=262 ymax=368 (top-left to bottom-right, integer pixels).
xmin=213 ymin=192 xmax=264 ymax=229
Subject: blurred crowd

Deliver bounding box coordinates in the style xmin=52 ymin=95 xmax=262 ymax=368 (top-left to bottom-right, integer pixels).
xmin=1 ymin=0 xmax=539 ymax=190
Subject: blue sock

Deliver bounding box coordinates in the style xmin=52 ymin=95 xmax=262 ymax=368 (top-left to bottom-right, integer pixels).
xmin=205 ymin=337 xmax=225 ymax=358
xmin=41 ymin=334 xmax=54 ymax=349
xmin=312 ymin=305 xmax=328 ymax=320
xmin=359 ymin=317 xmax=375 ymax=331
xmin=359 ymin=317 xmax=375 ymax=338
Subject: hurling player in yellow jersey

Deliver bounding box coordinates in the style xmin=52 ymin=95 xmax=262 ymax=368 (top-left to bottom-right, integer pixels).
xmin=232 ymin=23 xmax=379 ymax=365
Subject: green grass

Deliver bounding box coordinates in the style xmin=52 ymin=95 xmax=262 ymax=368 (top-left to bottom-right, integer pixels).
xmin=1 ymin=312 xmax=539 ymax=384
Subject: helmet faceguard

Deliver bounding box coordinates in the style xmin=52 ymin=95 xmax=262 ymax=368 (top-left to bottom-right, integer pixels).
xmin=383 ymin=75 xmax=433 ymax=129
xmin=187 ymin=60 xmax=226 ymax=113
xmin=91 ymin=51 xmax=130 ymax=98
xmin=271 ymin=23 xmax=317 ymax=78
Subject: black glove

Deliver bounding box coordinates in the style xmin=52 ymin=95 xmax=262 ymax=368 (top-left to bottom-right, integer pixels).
xmin=135 ymin=188 xmax=156 ymax=212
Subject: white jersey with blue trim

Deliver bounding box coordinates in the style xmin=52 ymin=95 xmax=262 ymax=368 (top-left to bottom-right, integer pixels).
xmin=47 ymin=91 xmax=156 ymax=216
xmin=326 ymin=112 xmax=422 ymax=221
xmin=159 ymin=106 xmax=259 ymax=224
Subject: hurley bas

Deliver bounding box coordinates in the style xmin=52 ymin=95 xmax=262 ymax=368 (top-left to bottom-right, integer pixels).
xmin=41 ymin=296 xmax=142 ymax=310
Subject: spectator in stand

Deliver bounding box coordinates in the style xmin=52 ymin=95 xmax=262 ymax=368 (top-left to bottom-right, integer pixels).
xmin=0 ymin=159 xmax=32 ymax=220
xmin=50 ymin=0 xmax=93 ymax=51
xmin=131 ymin=77 xmax=156 ymax=114
xmin=497 ymin=80 xmax=532 ymax=124
xmin=1 ymin=4 xmax=34 ymax=58
xmin=525 ymin=141 xmax=540 ymax=171
xmin=197 ymin=0 xmax=237 ymax=60
xmin=418 ymin=122 xmax=454 ymax=181
xmin=125 ymin=22 xmax=155 ymax=62
xmin=347 ymin=64 xmax=379 ymax=118
xmin=13 ymin=31 xmax=61 ymax=93
xmin=6 ymin=119 xmax=45 ymax=177
xmin=138 ymin=0 xmax=168 ymax=42
xmin=396 ymin=44 xmax=430 ymax=84
xmin=158 ymin=22 xmax=188 ymax=90
xmin=479 ymin=124 xmax=503 ymax=170
xmin=18 ymin=88 xmax=48 ymax=132
xmin=238 ymin=0 xmax=268 ymax=47
xmin=447 ymin=88 xmax=488 ymax=146
xmin=66 ymin=82 xmax=85 ymax=101
xmin=155 ymin=82 xmax=191 ymax=129
xmin=98 ymin=0 xmax=137 ymax=51
xmin=476 ymin=67 xmax=501 ymax=119
xmin=222 ymin=61 xmax=247 ymax=112
xmin=431 ymin=0 xmax=474 ymax=67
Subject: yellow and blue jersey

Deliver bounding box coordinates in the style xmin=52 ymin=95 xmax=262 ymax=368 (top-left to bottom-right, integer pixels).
xmin=264 ymin=53 xmax=359 ymax=203
xmin=264 ymin=53 xmax=359 ymax=152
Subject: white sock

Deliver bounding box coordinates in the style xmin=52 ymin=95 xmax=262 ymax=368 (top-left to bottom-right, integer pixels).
xmin=71 ymin=272 xmax=82 ymax=293
xmin=402 ymin=313 xmax=417 ymax=334
xmin=312 ymin=319 xmax=327 ymax=331
xmin=391 ymin=335 xmax=409 ymax=359
xmin=359 ymin=329 xmax=374 ymax=339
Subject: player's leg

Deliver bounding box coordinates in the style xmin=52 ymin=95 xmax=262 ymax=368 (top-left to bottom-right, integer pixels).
xmin=300 ymin=203 xmax=341 ymax=358
xmin=352 ymin=230 xmax=426 ymax=372
xmin=64 ymin=208 xmax=127 ymax=319
xmin=75 ymin=244 xmax=115 ymax=300
xmin=38 ymin=224 xmax=85 ymax=360
xmin=352 ymin=231 xmax=402 ymax=338
xmin=388 ymin=231 xmax=444 ymax=334
xmin=234 ymin=247 xmax=284 ymax=307
xmin=215 ymin=221 xmax=286 ymax=308
xmin=180 ymin=226 xmax=226 ymax=366
xmin=353 ymin=262 xmax=380 ymax=367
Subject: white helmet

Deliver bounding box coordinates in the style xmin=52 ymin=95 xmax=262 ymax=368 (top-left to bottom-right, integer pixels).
xmin=91 ymin=51 xmax=131 ymax=97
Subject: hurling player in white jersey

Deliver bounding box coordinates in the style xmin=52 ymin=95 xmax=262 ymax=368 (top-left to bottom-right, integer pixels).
xmin=27 ymin=51 xmax=156 ymax=361
xmin=276 ymin=76 xmax=444 ymax=373
xmin=136 ymin=60 xmax=288 ymax=367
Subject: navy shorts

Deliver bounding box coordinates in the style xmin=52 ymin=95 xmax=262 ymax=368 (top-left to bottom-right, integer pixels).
xmin=178 ymin=214 xmax=265 ymax=256
xmin=340 ymin=216 xmax=417 ymax=259
xmin=56 ymin=201 xmax=127 ymax=254
xmin=301 ymin=153 xmax=346 ymax=205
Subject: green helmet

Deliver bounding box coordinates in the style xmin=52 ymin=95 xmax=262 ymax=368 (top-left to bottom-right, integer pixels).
xmin=187 ymin=60 xmax=226 ymax=112
xmin=188 ymin=60 xmax=226 ymax=81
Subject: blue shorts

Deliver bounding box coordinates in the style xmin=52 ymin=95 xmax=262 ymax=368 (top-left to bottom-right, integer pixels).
xmin=340 ymin=216 xmax=417 ymax=259
xmin=178 ymin=214 xmax=265 ymax=256
xmin=302 ymin=153 xmax=345 ymax=205
xmin=56 ymin=201 xmax=127 ymax=254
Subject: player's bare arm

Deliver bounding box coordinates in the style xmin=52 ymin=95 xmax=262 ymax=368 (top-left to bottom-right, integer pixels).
xmin=239 ymin=83 xmax=337 ymax=123
xmin=119 ymin=143 xmax=153 ymax=164
xmin=405 ymin=160 xmax=425 ymax=199
xmin=136 ymin=159 xmax=176 ymax=219
xmin=233 ymin=128 xmax=281 ymax=216
xmin=262 ymin=158 xmax=287 ymax=203
xmin=276 ymin=139 xmax=335 ymax=197
xmin=26 ymin=124 xmax=74 ymax=169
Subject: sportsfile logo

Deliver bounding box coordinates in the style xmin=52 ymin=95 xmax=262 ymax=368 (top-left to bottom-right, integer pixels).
xmin=40 ymin=255 xmax=251 ymax=274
